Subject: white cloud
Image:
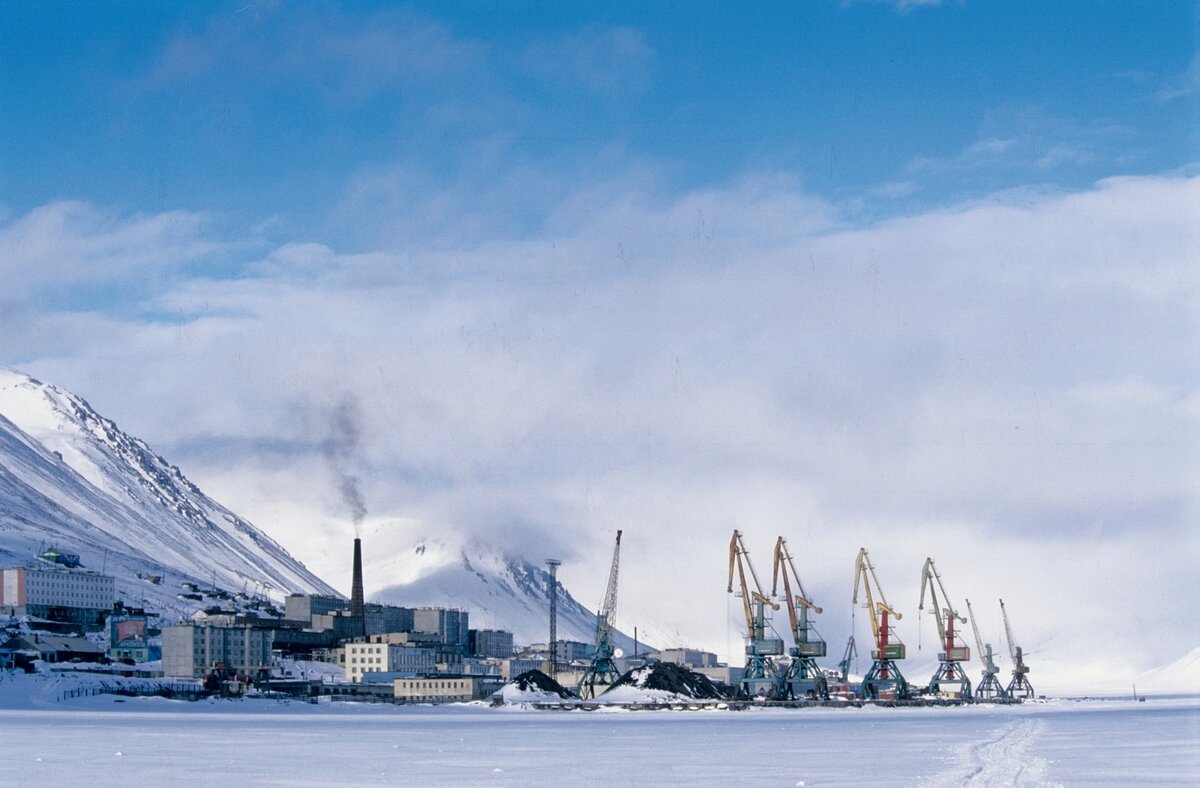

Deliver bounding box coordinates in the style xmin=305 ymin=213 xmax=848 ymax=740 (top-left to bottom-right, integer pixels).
xmin=5 ymin=170 xmax=1198 ymax=681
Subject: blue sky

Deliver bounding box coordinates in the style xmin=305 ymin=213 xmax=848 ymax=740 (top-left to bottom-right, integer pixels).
xmin=1 ymin=2 xmax=1197 ymax=682
xmin=1 ymin=2 xmax=1194 ymax=245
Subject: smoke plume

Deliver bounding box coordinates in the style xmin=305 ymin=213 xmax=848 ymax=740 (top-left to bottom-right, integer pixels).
xmin=322 ymin=397 xmax=367 ymax=534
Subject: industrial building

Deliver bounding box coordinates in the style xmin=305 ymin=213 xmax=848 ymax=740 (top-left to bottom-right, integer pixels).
xmin=284 ymin=593 xmax=346 ymax=622
xmin=344 ymin=634 xmax=437 ymax=683
xmin=0 ymin=566 xmax=114 ymax=629
xmin=469 ymin=629 xmax=514 ymax=658
xmin=655 ymin=648 xmax=720 ymax=668
xmin=162 ymin=623 xmax=274 ymax=679
xmin=413 ymin=607 xmax=469 ymax=652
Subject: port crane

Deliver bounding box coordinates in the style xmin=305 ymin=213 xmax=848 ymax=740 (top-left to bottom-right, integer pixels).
xmin=1000 ymin=598 xmax=1034 ymax=698
xmin=577 ymin=530 xmax=623 ymax=699
xmin=852 ymin=547 xmax=909 ymax=699
xmin=728 ymin=530 xmax=784 ymax=698
xmin=837 ymin=635 xmax=857 ymax=684
xmin=772 ymin=536 xmax=829 ymax=700
xmin=964 ymin=598 xmax=1006 ymax=699
xmin=918 ymin=557 xmax=971 ymax=697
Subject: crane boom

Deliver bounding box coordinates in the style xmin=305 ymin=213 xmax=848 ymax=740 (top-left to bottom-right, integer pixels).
xmin=965 ymin=598 xmax=987 ymax=660
xmin=772 ymin=536 xmax=823 ymax=636
xmin=595 ymin=530 xmax=622 ymax=648
xmin=852 ymin=548 xmax=902 ymax=643
xmin=1000 ymin=598 xmax=1018 ymax=664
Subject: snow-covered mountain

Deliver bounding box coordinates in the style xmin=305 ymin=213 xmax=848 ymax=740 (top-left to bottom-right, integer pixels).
xmin=367 ymin=534 xmax=657 ymax=652
xmin=0 ymin=367 xmax=337 ymax=616
xmin=0 ymin=367 xmax=677 ymax=648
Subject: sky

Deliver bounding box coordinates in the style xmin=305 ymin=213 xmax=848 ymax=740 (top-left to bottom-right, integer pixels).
xmin=1 ymin=1 xmax=1197 ymax=681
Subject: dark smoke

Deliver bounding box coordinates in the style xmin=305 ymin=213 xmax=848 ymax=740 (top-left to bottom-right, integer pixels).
xmin=322 ymin=398 xmax=367 ymax=534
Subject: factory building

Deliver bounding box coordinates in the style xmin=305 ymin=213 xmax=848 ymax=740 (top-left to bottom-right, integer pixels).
xmin=162 ymin=624 xmax=274 ymax=679
xmin=554 ymin=639 xmax=591 ymax=663
xmin=413 ymin=608 xmax=469 ymax=652
xmin=364 ymin=603 xmax=415 ymax=635
xmin=655 ymin=648 xmax=720 ymax=668
xmin=284 ymin=593 xmax=346 ymax=623
xmin=344 ymin=635 xmax=436 ymax=683
xmin=469 ymin=629 xmax=514 ymax=658
xmin=0 ymin=566 xmax=114 ymax=629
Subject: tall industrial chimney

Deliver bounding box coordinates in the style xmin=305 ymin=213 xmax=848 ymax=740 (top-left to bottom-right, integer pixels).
xmin=350 ymin=537 xmax=365 ymax=635
xmin=545 ymin=558 xmax=561 ymax=678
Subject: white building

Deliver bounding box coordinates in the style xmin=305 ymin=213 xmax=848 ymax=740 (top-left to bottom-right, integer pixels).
xmin=0 ymin=566 xmax=114 ymax=628
xmin=345 ymin=636 xmax=437 ymax=683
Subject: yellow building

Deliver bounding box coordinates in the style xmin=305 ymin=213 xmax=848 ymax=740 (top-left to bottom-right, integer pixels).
xmin=393 ymin=676 xmax=481 ymax=702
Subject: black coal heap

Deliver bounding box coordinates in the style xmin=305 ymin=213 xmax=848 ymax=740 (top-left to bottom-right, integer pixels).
xmin=510 ymin=669 xmax=573 ymax=698
xmin=606 ymin=661 xmax=729 ymax=700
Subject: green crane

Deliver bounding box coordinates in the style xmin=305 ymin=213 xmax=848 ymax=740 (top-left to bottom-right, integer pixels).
xmin=577 ymin=530 xmax=623 ymax=699
xmin=728 ymin=530 xmax=784 ymax=699
xmin=772 ymin=536 xmax=828 ymax=700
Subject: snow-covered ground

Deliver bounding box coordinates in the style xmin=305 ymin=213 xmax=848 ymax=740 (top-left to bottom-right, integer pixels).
xmin=1 ymin=671 xmax=1196 ymax=785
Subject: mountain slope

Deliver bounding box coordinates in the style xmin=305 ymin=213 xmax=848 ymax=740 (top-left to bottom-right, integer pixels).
xmin=361 ymin=533 xmax=680 ymax=651
xmin=0 ymin=368 xmax=336 ymax=614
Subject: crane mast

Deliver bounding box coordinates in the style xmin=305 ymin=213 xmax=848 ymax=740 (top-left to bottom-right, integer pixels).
xmin=918 ymin=557 xmax=972 ymax=697
xmin=577 ymin=530 xmax=623 ymax=699
xmin=1000 ymin=598 xmax=1034 ymax=698
xmin=964 ymin=598 xmax=1006 ymax=699
xmin=852 ymin=547 xmax=909 ymax=699
xmin=728 ymin=530 xmax=784 ymax=698
xmin=772 ymin=536 xmax=828 ymax=700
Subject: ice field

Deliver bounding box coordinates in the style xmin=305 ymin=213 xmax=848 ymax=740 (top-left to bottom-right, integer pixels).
xmin=2 ymin=695 xmax=1197 ymax=786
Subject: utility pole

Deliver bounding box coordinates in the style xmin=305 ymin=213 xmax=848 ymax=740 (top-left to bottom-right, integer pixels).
xmin=546 ymin=559 xmax=561 ymax=679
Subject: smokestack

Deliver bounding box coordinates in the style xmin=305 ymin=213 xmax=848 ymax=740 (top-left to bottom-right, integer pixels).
xmin=350 ymin=537 xmax=364 ymax=635
xmin=546 ymin=558 xmax=561 ymax=678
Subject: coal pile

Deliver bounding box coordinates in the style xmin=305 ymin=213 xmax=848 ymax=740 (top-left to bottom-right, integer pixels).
xmin=607 ymin=662 xmax=729 ymax=700
xmin=508 ymin=669 xmax=573 ymax=698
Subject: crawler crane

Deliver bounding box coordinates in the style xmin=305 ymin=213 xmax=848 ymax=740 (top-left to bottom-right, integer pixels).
xmin=1000 ymin=598 xmax=1034 ymax=698
xmin=577 ymin=530 xmax=623 ymax=699
xmin=918 ymin=557 xmax=971 ymax=697
xmin=728 ymin=530 xmax=785 ymax=698
xmin=852 ymin=547 xmax=909 ymax=699
xmin=772 ymin=536 xmax=829 ymax=700
xmin=964 ymin=598 xmax=1006 ymax=699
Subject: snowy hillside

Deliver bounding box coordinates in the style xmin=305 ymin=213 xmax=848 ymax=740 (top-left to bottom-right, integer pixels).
xmin=360 ymin=530 xmax=672 ymax=650
xmin=0 ymin=368 xmax=336 ymax=615
xmin=369 ymin=534 xmax=662 ymax=652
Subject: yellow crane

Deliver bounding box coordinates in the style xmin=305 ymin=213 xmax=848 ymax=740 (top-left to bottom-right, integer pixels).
xmin=772 ymin=536 xmax=828 ymax=700
xmin=727 ymin=530 xmax=784 ymax=698
xmin=918 ymin=557 xmax=971 ymax=697
xmin=852 ymin=547 xmax=909 ymax=699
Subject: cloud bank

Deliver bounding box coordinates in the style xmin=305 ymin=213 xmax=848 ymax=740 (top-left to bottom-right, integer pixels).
xmin=3 ymin=170 xmax=1197 ymax=684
